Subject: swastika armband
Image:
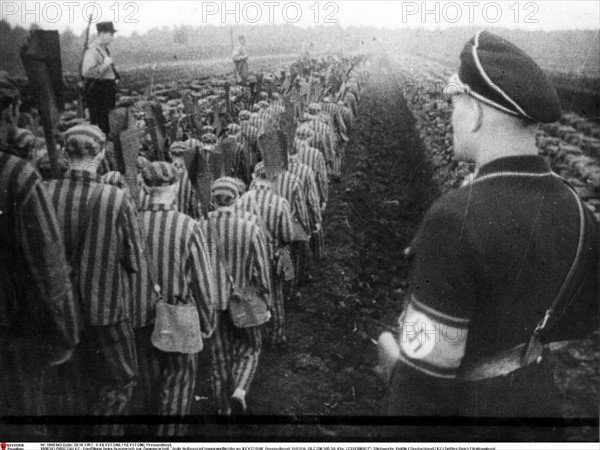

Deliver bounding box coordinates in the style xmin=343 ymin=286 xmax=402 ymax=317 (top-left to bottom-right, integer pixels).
xmin=397 ymin=295 xmax=470 ymax=379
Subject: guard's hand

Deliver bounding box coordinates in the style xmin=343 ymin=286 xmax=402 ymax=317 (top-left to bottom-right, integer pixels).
xmin=49 ymin=347 xmax=75 ymax=367
xmin=314 ymin=222 xmax=322 ymax=233
xmin=104 ymin=56 xmax=114 ymax=66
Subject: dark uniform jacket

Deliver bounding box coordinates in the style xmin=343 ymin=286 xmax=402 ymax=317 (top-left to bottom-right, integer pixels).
xmin=388 ymin=155 xmax=599 ymax=420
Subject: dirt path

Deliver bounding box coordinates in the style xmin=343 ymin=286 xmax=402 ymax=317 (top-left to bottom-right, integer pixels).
xmin=192 ymin=66 xmax=440 ymax=440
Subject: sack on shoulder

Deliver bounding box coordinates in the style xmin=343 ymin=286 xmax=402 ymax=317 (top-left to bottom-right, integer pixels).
xmin=275 ymin=247 xmax=294 ymax=282
xmin=291 ymin=218 xmax=309 ymax=242
xmin=151 ymin=299 xmax=203 ymax=354
xmin=229 ymin=285 xmax=271 ymax=328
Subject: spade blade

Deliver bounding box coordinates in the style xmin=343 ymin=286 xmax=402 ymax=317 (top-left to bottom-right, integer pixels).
xmin=258 ymin=130 xmax=288 ymax=181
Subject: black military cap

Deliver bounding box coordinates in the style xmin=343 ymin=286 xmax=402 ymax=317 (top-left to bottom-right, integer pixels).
xmin=451 ymin=30 xmax=561 ymax=123
xmin=96 ymin=21 xmax=117 ymax=34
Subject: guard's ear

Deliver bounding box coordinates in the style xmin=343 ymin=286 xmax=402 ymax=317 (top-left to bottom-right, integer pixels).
xmin=471 ymin=99 xmax=483 ymax=133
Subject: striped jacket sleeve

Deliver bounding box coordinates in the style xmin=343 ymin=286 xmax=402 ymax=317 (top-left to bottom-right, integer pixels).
xmin=117 ymin=194 xmax=142 ymax=274
xmin=186 ymin=222 xmax=217 ymax=337
xmin=18 ymin=165 xmax=80 ymax=349
xmin=277 ymin=198 xmax=294 ymax=246
xmin=303 ymin=167 xmax=322 ymax=230
xmin=250 ymin=224 xmax=273 ymax=307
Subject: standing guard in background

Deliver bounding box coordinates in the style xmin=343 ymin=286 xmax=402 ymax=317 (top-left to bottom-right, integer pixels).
xmin=82 ymin=21 xmax=120 ymax=135
xmin=0 ymin=73 xmax=79 ymax=437
xmin=232 ymin=34 xmax=249 ymax=85
xmin=378 ymin=31 xmax=599 ymax=440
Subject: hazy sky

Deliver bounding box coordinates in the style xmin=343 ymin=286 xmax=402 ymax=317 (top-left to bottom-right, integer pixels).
xmin=1 ymin=1 xmax=599 ymax=35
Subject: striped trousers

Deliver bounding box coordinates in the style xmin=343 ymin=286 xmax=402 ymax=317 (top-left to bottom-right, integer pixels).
xmin=131 ymin=325 xmax=198 ymax=436
xmin=291 ymin=240 xmax=311 ymax=291
xmin=330 ymin=145 xmax=342 ymax=179
xmin=44 ymin=321 xmax=138 ymax=437
xmin=1 ymin=334 xmax=47 ymax=438
xmin=208 ymin=311 xmax=262 ymax=414
xmin=265 ymin=271 xmax=286 ymax=345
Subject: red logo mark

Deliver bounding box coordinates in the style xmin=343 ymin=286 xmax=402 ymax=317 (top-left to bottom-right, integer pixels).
xmin=1 ymin=442 xmax=7 ymax=450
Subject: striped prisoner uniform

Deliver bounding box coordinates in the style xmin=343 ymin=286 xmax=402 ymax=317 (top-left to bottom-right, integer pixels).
xmin=287 ymin=156 xmax=321 ymax=231
xmin=337 ymin=103 xmax=354 ymax=133
xmin=344 ymin=91 xmax=358 ymax=118
xmin=251 ymin=165 xmax=310 ymax=236
xmin=100 ymin=171 xmax=153 ymax=328
xmin=139 ymin=168 xmax=199 ymax=219
xmin=0 ymin=152 xmax=80 ymax=433
xmin=305 ymin=119 xmax=337 ymax=177
xmin=288 ymin=155 xmax=324 ymax=262
xmin=240 ymin=120 xmax=261 ymax=168
xmin=46 ymin=169 xmax=142 ymax=435
xmin=200 ymin=207 xmax=272 ymax=414
xmin=249 ymin=113 xmax=265 ymax=133
xmin=238 ymin=186 xmax=294 ymax=344
xmin=321 ymin=102 xmax=350 ymax=165
xmin=139 ymin=201 xmax=216 ymax=435
xmin=297 ymin=144 xmax=329 ymax=208
xmin=286 ymin=156 xmax=321 ymax=283
xmin=101 ymin=171 xmax=158 ymax=435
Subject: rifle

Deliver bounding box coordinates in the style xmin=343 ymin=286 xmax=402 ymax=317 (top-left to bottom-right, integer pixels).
xmin=230 ymin=26 xmax=239 ymax=84
xmin=77 ymin=14 xmax=93 ymax=118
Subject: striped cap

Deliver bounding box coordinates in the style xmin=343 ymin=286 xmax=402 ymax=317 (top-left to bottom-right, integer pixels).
xmin=142 ymin=162 xmax=178 ymax=187
xmin=211 ymin=177 xmax=240 ymax=204
xmin=64 ymin=124 xmax=106 ymax=144
xmin=238 ymin=110 xmax=251 ymax=120
xmin=259 ymin=91 xmax=269 ymax=100
xmin=226 ymin=123 xmax=241 ymax=135
xmin=0 ymin=71 xmax=19 ymax=101
xmin=64 ymin=123 xmax=106 ymax=157
xmin=201 ymin=133 xmax=217 ymax=144
xmin=258 ymin=100 xmax=269 ymax=108
xmin=452 ymin=30 xmax=561 ymax=123
xmin=201 ymin=125 xmax=215 ymax=134
xmin=169 ymin=140 xmax=188 ymax=155
xmin=13 ymin=128 xmax=35 ymax=149
xmin=295 ymin=126 xmax=314 ymax=140
xmin=251 ymin=103 xmax=261 ymax=112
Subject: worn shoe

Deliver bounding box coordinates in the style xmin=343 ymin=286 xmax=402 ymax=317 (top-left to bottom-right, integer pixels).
xmin=231 ymin=388 xmax=247 ymax=415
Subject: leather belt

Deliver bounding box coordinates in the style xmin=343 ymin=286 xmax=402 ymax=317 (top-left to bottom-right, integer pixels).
xmin=457 ymin=340 xmax=575 ymax=382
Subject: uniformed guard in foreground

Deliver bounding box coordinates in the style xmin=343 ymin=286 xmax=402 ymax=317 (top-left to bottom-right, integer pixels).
xmin=378 ymin=31 xmax=599 ymax=438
